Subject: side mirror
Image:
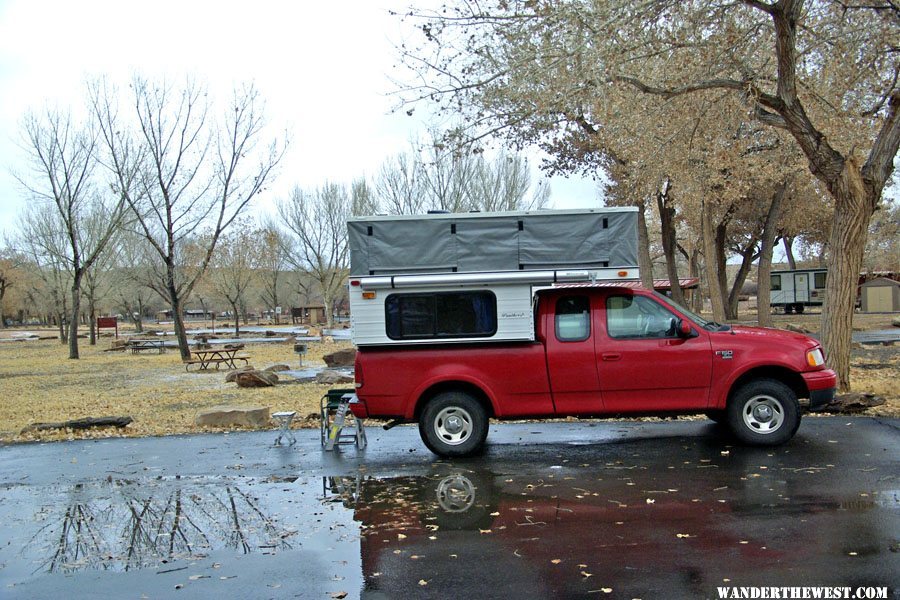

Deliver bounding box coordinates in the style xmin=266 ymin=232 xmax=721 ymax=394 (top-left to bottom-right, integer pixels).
xmin=677 ymin=318 xmax=693 ymax=338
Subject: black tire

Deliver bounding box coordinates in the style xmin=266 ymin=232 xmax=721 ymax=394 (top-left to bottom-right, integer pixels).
xmin=726 ymin=378 xmax=800 ymax=446
xmin=419 ymin=391 xmax=489 ymax=458
xmin=795 ymin=304 xmax=805 ymax=314
xmin=785 ymin=304 xmax=793 ymax=314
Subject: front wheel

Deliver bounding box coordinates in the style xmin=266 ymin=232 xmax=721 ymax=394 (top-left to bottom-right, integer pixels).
xmin=419 ymin=392 xmax=489 ymax=458
xmin=726 ymin=379 xmax=800 ymax=446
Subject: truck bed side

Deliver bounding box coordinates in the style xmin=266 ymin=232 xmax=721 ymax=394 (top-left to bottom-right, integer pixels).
xmin=356 ymin=342 xmax=554 ymax=419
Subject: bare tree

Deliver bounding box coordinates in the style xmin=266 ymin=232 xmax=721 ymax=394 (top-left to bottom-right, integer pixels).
xmin=17 ymin=215 xmax=72 ymax=342
xmin=92 ymin=76 xmax=284 ymax=360
xmin=278 ymin=182 xmax=353 ymax=328
xmin=108 ymin=228 xmax=158 ymax=333
xmin=257 ymin=220 xmax=290 ymax=325
xmin=375 ymin=151 xmax=425 ymax=215
xmin=208 ymin=220 xmax=258 ymax=336
xmin=16 ymin=108 xmax=127 ymax=358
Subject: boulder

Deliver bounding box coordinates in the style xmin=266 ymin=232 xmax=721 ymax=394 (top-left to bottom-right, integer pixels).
xmin=323 ymin=348 xmax=357 ymax=368
xmin=821 ymin=392 xmax=885 ymax=414
xmin=316 ymin=369 xmax=354 ymax=385
xmin=195 ymin=405 xmax=270 ymax=427
xmin=785 ymin=323 xmax=812 ymax=334
xmin=225 ymin=366 xmax=255 ymax=383
xmin=265 ymin=364 xmax=292 ymax=372
xmin=892 ymin=316 xmax=900 ymax=328
xmin=235 ymin=370 xmax=279 ymax=388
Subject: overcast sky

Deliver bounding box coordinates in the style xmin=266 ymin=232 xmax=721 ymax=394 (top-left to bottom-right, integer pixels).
xmin=0 ymin=0 xmax=600 ymax=235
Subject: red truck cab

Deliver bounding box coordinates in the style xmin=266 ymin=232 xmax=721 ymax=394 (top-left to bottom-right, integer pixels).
xmin=352 ymin=285 xmax=837 ymax=457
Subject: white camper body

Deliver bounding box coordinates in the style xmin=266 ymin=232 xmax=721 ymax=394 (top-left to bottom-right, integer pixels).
xmin=770 ymin=269 xmax=828 ymax=314
xmin=347 ymin=209 xmax=640 ymax=347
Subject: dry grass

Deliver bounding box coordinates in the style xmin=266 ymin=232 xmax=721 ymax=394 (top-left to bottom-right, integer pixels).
xmin=0 ymin=322 xmax=896 ymax=444
xmin=0 ymin=334 xmax=352 ymax=443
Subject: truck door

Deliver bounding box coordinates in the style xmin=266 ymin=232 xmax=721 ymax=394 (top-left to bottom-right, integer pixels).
xmin=544 ymin=293 xmax=603 ymax=414
xmin=596 ymin=292 xmax=712 ymax=412
xmin=794 ymin=273 xmax=810 ymax=303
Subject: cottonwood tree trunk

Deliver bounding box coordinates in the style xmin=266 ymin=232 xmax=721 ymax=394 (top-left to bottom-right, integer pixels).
xmin=57 ymin=312 xmax=67 ymax=343
xmin=166 ymin=283 xmax=192 ymax=362
xmin=701 ymin=199 xmax=727 ymax=322
xmin=636 ymin=198 xmax=654 ymax=289
xmin=757 ymin=182 xmax=788 ymax=328
xmin=656 ymin=186 xmax=684 ymax=305
xmin=726 ymin=244 xmax=758 ymax=320
xmin=67 ymin=274 xmax=83 ymax=359
xmin=782 ymin=237 xmax=796 ymax=270
xmin=821 ymin=168 xmax=876 ymax=391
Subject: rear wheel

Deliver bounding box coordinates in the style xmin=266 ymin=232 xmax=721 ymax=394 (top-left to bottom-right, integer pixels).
xmin=419 ymin=391 xmax=489 ymax=458
xmin=726 ymin=379 xmax=800 ymax=446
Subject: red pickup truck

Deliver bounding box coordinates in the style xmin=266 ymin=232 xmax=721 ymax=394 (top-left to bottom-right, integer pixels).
xmin=351 ymin=285 xmax=837 ymax=457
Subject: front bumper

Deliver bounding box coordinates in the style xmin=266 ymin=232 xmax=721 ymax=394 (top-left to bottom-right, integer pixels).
xmin=802 ymin=369 xmax=837 ymax=411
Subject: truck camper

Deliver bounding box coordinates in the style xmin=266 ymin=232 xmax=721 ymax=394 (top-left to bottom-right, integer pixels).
xmin=345 ymin=209 xmax=836 ymax=457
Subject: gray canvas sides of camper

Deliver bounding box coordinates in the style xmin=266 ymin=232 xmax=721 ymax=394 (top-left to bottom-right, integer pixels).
xmin=348 ymin=208 xmax=638 ymax=276
xmin=347 ymin=209 xmax=640 ymax=346
xmin=770 ymin=269 xmax=827 ymax=314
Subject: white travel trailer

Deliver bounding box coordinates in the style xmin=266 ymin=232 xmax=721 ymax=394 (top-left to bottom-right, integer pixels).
xmin=770 ymin=269 xmax=828 ymax=314
xmin=347 ymin=208 xmax=640 ymax=346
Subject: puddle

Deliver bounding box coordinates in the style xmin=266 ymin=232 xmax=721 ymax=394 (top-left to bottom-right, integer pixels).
xmin=1 ymin=430 xmax=897 ymax=597
xmin=0 ymin=475 xmax=363 ymax=595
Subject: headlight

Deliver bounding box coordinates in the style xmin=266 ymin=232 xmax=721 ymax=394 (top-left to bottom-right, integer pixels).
xmin=806 ymin=347 xmax=825 ymax=367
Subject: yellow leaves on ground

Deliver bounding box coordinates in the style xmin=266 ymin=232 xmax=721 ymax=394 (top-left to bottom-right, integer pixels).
xmin=0 ymin=336 xmax=354 ymax=443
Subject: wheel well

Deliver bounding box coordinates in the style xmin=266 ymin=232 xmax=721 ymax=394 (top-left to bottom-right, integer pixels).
xmin=414 ymin=381 xmax=495 ymax=420
xmin=727 ymin=367 xmax=808 ymax=404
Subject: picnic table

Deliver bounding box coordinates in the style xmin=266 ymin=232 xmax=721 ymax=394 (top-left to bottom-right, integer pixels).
xmin=128 ymin=339 xmax=167 ymax=354
xmin=184 ymin=344 xmax=250 ymax=371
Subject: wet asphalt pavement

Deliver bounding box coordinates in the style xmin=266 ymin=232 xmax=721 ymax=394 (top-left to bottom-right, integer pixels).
xmin=0 ymin=417 xmax=897 ymax=599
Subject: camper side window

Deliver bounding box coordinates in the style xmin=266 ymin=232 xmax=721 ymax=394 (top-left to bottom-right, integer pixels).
xmin=385 ymin=292 xmax=497 ymax=340
xmin=771 ymin=275 xmax=782 ymax=291
xmin=814 ymin=272 xmax=826 ymax=288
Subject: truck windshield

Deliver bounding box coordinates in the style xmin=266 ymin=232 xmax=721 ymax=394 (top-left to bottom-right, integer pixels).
xmin=652 ymin=291 xmax=714 ymax=329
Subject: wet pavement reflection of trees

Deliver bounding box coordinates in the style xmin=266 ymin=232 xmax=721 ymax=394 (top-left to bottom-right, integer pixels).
xmin=26 ymin=478 xmax=297 ymax=573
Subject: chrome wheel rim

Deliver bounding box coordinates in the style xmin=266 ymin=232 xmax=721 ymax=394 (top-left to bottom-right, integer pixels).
xmin=434 ymin=406 xmax=473 ymax=446
xmin=742 ymin=395 xmax=785 ymax=434
xmin=436 ymin=474 xmax=476 ymax=513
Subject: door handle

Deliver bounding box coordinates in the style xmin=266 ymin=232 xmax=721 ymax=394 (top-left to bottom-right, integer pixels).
xmin=601 ymin=352 xmax=622 ymax=361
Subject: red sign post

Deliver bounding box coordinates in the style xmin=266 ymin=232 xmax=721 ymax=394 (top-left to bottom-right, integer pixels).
xmin=96 ymin=316 xmax=118 ymax=338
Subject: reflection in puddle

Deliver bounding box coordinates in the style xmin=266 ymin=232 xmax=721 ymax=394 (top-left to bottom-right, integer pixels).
xmin=2 ymin=475 xmax=358 ymax=580
xmin=2 ymin=454 xmax=896 ymax=598
xmin=323 ymin=466 xmax=898 ymax=598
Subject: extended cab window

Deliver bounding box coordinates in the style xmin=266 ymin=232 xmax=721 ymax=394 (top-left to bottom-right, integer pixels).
xmin=555 ymin=296 xmax=590 ymax=342
xmin=606 ymin=295 xmax=678 ymax=339
xmin=385 ymin=292 xmax=497 ymax=340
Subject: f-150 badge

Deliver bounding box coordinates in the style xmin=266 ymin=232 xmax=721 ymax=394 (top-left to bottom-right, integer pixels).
xmin=716 ymin=350 xmax=734 ymax=360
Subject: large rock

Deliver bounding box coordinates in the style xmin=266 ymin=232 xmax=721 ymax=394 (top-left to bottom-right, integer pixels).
xmin=785 ymin=323 xmax=812 ymax=334
xmin=195 ymin=405 xmax=270 ymax=427
xmin=235 ymin=370 xmax=279 ymax=388
xmin=264 ymin=364 xmax=292 ymax=372
xmin=892 ymin=316 xmax=900 ymax=328
xmin=316 ymin=369 xmax=354 ymax=385
xmin=323 ymin=348 xmax=357 ymax=368
xmin=225 ymin=366 xmax=255 ymax=383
